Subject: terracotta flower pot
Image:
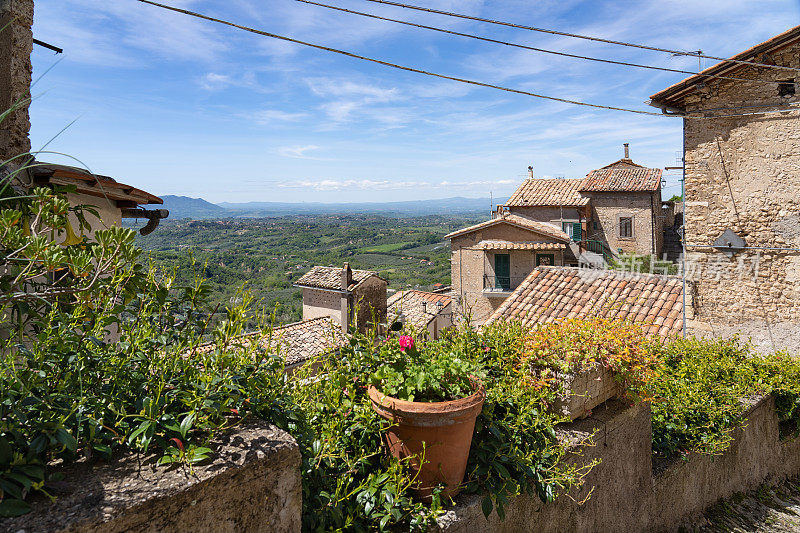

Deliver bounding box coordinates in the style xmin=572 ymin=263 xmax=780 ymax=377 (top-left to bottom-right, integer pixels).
xmin=368 ymin=383 xmax=485 ymax=501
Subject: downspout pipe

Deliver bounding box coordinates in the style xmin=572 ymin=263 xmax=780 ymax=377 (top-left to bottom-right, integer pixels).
xmin=121 ymin=208 xmax=169 ymax=235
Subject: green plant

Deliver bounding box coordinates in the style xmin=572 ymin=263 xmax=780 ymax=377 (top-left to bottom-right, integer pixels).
xmin=369 ymin=333 xmax=481 ymax=402
xmin=609 ymin=252 xmax=678 ymax=275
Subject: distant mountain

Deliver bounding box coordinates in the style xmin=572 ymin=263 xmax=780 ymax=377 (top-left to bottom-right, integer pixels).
xmin=157 ymin=195 xmax=506 ymax=219
xmin=217 ymin=197 xmax=505 ymax=217
xmin=160 ymin=196 xmax=228 ymax=219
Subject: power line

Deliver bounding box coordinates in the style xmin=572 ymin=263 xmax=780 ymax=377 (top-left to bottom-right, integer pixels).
xmin=362 ymin=0 xmax=800 ymax=73
xmin=135 ymin=0 xmax=666 ymax=117
xmin=296 ymin=0 xmax=788 ymax=87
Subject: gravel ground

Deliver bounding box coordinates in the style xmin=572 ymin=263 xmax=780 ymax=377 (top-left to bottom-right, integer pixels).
xmin=688 ymin=321 xmax=800 ymax=356
xmin=694 ymin=477 xmax=800 ymax=532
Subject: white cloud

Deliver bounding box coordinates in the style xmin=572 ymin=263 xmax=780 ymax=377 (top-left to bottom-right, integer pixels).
xmin=277 ymin=145 xmax=321 ymax=159
xmin=250 ymin=109 xmax=308 ymax=124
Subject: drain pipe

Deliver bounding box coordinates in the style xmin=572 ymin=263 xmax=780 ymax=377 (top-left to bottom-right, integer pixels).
xmin=121 ymin=208 xmax=169 ymax=235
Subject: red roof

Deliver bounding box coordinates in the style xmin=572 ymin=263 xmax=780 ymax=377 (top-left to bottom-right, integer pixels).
xmin=505 ymin=178 xmax=589 ymax=207
xmin=580 ymin=159 xmax=662 ymax=192
xmin=486 ymin=266 xmax=685 ymax=338
xmin=31 ymin=163 xmax=163 ymax=205
xmin=444 ymin=213 xmax=570 ymax=243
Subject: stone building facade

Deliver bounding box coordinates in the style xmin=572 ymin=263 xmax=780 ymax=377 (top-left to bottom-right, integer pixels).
xmin=650 ymin=26 xmax=800 ymax=328
xmin=295 ymin=264 xmax=388 ymax=333
xmin=0 ymin=0 xmax=33 ymax=164
xmin=446 ymin=214 xmax=570 ymax=324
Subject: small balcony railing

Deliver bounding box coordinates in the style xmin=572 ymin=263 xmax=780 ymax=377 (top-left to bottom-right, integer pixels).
xmin=483 ymin=275 xmax=528 ymax=294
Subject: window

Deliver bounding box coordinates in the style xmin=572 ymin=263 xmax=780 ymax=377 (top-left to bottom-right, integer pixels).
xmin=494 ymin=254 xmax=510 ymax=291
xmin=593 ymin=220 xmax=600 ymax=231
xmin=562 ymin=222 xmax=582 ymax=242
xmin=619 ymin=217 xmax=633 ymax=239
xmin=779 ymin=79 xmax=796 ymax=97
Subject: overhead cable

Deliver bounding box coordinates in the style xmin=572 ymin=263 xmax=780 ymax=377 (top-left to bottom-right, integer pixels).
xmin=296 ymin=0 xmax=788 ymax=86
xmin=135 ymin=0 xmax=666 ymax=117
xmin=362 ymin=0 xmax=800 ymax=73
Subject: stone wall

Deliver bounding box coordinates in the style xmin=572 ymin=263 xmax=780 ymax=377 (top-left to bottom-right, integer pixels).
xmin=0 ymin=0 xmax=33 ymax=164
xmin=585 ymin=191 xmax=662 ymax=256
xmin=435 ymin=395 xmax=800 ymax=532
xmin=680 ymin=40 xmax=800 ymax=324
xmin=352 ymin=275 xmax=387 ymax=332
xmin=2 ymin=421 xmax=302 ymax=533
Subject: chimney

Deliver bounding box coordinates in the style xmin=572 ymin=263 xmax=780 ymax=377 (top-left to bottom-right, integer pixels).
xmin=0 ymin=0 xmax=34 ymax=166
xmin=527 ymin=165 xmax=534 ymax=179
xmin=623 ymin=143 xmax=630 ymax=159
xmin=340 ymin=263 xmax=353 ymax=332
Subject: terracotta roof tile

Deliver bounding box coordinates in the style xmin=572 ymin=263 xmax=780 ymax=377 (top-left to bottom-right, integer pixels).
xmin=190 ymin=317 xmax=347 ymax=367
xmin=295 ymin=265 xmax=384 ymax=291
xmin=505 ymin=178 xmax=589 ymax=207
xmin=486 ymin=266 xmax=684 ymax=337
xmin=580 ymin=160 xmax=662 ymax=192
xmin=445 ymin=214 xmax=570 ymax=243
xmin=476 ymin=240 xmax=566 ymax=251
xmin=388 ymin=290 xmax=452 ymax=330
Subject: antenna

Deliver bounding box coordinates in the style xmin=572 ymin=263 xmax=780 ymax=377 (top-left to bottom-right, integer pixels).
xmin=490 ymin=191 xmax=493 ymax=216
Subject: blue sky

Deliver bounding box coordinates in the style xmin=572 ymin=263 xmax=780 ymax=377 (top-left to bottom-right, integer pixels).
xmin=30 ymin=0 xmax=800 ymax=204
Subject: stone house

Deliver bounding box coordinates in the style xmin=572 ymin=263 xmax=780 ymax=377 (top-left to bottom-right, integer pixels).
xmin=387 ymin=290 xmax=452 ymax=340
xmin=500 ymin=146 xmax=664 ymax=263
xmin=294 ymin=263 xmax=388 ymax=333
xmin=445 ymin=213 xmax=570 ymax=324
xmin=649 ymin=25 xmax=800 ymax=332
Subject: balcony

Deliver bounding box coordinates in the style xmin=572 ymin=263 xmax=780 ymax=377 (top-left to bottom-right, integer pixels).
xmin=482 ymin=275 xmax=527 ymax=296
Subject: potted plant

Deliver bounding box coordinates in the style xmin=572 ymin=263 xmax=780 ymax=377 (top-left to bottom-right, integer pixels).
xmin=367 ymin=334 xmax=485 ymax=501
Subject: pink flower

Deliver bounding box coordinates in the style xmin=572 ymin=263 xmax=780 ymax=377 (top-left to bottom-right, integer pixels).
xmin=398 ymin=335 xmax=414 ymax=351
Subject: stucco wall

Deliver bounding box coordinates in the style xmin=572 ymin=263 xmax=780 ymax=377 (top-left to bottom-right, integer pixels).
xmin=679 ymin=42 xmax=800 ymax=324
xmin=303 ymin=287 xmax=342 ymax=323
xmin=450 ymin=224 xmax=565 ymax=325
xmin=66 ymin=191 xmax=122 ymax=239
xmin=507 ymin=206 xmax=582 ymax=226
xmin=585 ymin=191 xmax=661 ymax=256
xmin=0 ymin=0 xmax=33 ymax=164
xmin=3 ymin=422 xmax=302 ymax=533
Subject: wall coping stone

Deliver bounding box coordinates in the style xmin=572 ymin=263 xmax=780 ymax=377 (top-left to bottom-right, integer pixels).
xmin=2 ymin=421 xmax=301 ymax=533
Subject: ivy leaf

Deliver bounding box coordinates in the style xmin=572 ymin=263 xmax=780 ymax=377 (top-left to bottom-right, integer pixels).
xmin=0 ymin=498 xmax=31 ymax=517
xmin=481 ymin=495 xmax=493 ymax=517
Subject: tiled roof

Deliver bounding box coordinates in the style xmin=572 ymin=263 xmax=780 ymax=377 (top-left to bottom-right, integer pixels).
xmin=486 ymin=266 xmax=684 ymax=337
xmin=388 ymin=290 xmax=452 ymax=330
xmin=580 ymin=160 xmax=662 ymax=192
xmin=295 ymin=265 xmax=383 ymax=291
xmin=190 ymin=317 xmax=347 ymax=367
xmin=30 ymin=162 xmax=163 ymax=205
xmin=444 ymin=214 xmax=570 ymax=243
xmin=649 ymin=25 xmax=800 ymax=108
xmin=505 ymin=178 xmax=589 ymax=207
xmin=476 ymin=240 xmax=566 ymax=250
xmin=265 ymin=317 xmax=347 ymax=366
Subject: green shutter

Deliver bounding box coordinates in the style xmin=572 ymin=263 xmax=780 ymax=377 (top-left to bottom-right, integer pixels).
xmin=572 ymin=223 xmax=582 ymax=242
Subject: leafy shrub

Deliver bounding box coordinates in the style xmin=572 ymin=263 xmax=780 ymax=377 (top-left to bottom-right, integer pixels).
xmin=0 ymin=267 xmax=292 ymax=517
xmin=647 ymin=336 xmax=800 ymax=460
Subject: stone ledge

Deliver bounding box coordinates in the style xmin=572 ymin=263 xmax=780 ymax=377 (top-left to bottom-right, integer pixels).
xmin=2 ymin=421 xmax=301 ymax=533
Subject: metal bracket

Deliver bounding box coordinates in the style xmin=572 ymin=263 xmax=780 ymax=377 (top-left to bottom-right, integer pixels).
xmin=712 ymin=229 xmax=746 ymax=257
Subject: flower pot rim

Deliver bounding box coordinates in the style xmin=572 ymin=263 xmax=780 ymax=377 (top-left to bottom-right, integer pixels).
xmin=368 ymin=381 xmax=486 ymax=421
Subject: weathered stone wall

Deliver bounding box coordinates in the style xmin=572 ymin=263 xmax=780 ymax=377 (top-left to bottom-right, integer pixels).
xmin=680 ymin=41 xmax=800 ymax=324
xmin=0 ymin=0 xmax=33 ymax=164
xmin=434 ymin=395 xmax=800 ymax=533
xmin=450 ymin=224 xmax=565 ymax=325
xmin=2 ymin=421 xmax=302 ymax=533
xmin=585 ymin=191 xmax=661 ymax=256
xmin=353 ymin=275 xmax=387 ymax=332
